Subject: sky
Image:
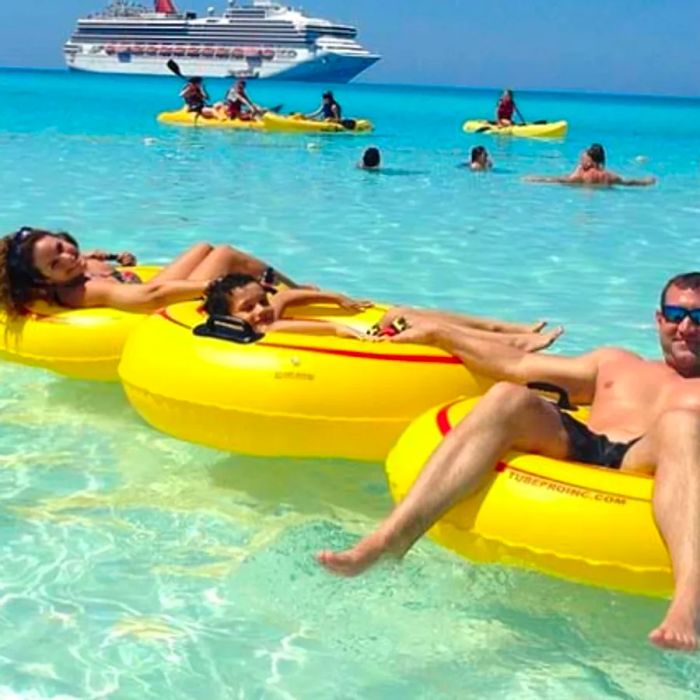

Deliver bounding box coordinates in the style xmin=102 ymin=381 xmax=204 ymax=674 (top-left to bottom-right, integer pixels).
xmin=2 ymin=0 xmax=699 ymax=96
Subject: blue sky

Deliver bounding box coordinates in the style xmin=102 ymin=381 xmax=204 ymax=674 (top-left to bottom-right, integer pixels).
xmin=3 ymin=0 xmax=699 ymax=95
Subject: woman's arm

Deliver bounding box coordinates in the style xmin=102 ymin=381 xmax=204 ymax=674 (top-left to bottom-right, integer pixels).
xmin=65 ymin=279 xmax=209 ymax=313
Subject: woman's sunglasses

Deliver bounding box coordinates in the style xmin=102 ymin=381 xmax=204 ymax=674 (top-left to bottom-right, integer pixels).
xmin=661 ymin=305 xmax=700 ymax=325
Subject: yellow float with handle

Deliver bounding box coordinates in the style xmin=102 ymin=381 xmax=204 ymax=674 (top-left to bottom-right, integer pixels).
xmin=385 ymin=395 xmax=671 ymax=597
xmin=0 ymin=266 xmax=160 ymax=381
xmin=118 ymin=301 xmax=490 ymax=460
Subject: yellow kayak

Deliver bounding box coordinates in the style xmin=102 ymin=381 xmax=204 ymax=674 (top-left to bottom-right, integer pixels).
xmin=157 ymin=107 xmax=264 ymax=130
xmin=261 ymin=112 xmax=373 ymax=134
xmin=463 ymin=119 xmax=568 ymax=138
xmin=386 ymin=396 xmax=669 ymax=597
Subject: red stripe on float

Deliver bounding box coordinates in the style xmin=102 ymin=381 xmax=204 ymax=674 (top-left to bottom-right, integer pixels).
xmin=157 ymin=309 xmax=463 ymax=365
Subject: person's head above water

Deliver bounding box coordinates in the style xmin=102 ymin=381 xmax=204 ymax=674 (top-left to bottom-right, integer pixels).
xmin=188 ymin=76 xmax=203 ymax=85
xmin=204 ymin=273 xmax=275 ymax=327
xmin=656 ymin=272 xmax=700 ymax=378
xmin=0 ymin=227 xmax=84 ymax=316
xmin=322 ymin=91 xmax=335 ymax=103
xmin=581 ymin=143 xmax=606 ymax=170
xmin=360 ymin=147 xmax=381 ymax=169
xmin=471 ymin=145 xmax=490 ymax=166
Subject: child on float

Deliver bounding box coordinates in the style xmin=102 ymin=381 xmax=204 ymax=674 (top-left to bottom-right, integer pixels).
xmin=203 ymin=273 xmax=562 ymax=350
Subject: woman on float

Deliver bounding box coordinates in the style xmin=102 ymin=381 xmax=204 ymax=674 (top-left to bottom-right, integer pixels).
xmin=0 ymin=227 xmax=299 ymax=316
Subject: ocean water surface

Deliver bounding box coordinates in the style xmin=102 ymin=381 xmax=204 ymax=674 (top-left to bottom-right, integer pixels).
xmin=0 ymin=68 xmax=700 ymax=698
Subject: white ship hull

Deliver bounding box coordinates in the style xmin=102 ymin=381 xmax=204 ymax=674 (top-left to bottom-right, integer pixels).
xmin=64 ymin=1 xmax=380 ymax=83
xmin=66 ymin=48 xmax=378 ymax=83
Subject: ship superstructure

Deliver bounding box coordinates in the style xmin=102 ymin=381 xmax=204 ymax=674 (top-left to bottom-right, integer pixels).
xmin=64 ymin=0 xmax=380 ymax=82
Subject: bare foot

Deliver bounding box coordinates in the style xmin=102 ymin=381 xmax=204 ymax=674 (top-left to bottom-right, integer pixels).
xmin=511 ymin=326 xmax=564 ymax=352
xmin=648 ymin=604 xmax=699 ymax=651
xmin=496 ymin=319 xmax=547 ymax=334
xmin=316 ymin=532 xmax=392 ymax=577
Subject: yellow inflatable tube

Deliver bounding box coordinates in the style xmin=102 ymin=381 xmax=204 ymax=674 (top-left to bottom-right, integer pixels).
xmin=386 ymin=396 xmax=671 ymax=597
xmin=0 ymin=266 xmax=160 ymax=381
xmin=119 ymin=301 xmax=491 ymax=460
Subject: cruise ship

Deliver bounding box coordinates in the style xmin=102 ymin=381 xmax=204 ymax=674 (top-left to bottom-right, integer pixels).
xmin=64 ymin=0 xmax=379 ymax=82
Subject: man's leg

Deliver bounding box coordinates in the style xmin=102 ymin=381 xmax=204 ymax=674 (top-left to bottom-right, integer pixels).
xmin=378 ymin=308 xmax=561 ymax=351
xmin=622 ymin=409 xmax=700 ymax=651
xmin=317 ymin=383 xmax=570 ymax=576
xmin=381 ymin=306 xmax=545 ymax=334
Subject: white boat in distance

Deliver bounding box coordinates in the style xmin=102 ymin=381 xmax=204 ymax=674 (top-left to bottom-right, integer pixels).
xmin=64 ymin=0 xmax=380 ymax=82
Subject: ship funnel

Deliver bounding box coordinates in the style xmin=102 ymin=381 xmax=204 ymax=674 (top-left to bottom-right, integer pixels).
xmin=154 ymin=0 xmax=177 ymax=12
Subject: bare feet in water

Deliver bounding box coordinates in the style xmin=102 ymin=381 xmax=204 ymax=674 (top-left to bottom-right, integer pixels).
xmin=648 ymin=599 xmax=699 ymax=651
xmin=511 ymin=326 xmax=564 ymax=352
xmin=316 ymin=532 xmax=394 ymax=577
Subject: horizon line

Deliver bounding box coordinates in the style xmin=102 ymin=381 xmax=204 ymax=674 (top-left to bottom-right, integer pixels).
xmin=1 ymin=64 xmax=699 ymax=102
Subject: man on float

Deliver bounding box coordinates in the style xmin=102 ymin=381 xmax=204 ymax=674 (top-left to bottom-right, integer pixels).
xmin=318 ymin=271 xmax=700 ymax=652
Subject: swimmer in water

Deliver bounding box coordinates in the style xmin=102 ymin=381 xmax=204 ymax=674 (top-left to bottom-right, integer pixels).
xmin=525 ymin=143 xmax=656 ymax=186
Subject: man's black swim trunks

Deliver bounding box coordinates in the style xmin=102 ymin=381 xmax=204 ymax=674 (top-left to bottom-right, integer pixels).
xmin=557 ymin=409 xmax=640 ymax=469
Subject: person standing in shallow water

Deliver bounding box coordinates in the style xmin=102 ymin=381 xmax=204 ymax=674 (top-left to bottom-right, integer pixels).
xmin=318 ymin=271 xmax=700 ymax=652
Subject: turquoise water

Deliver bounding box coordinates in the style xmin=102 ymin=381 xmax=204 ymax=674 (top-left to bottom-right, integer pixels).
xmin=1 ymin=68 xmax=700 ymax=698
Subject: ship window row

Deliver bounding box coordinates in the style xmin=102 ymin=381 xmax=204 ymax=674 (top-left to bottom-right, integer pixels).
xmin=72 ymin=32 xmax=354 ymax=42
xmin=75 ymin=25 xmax=355 ymax=36
xmin=70 ymin=36 xmax=314 ymax=47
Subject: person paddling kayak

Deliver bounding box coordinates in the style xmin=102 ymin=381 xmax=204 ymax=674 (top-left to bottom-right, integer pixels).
xmin=495 ymin=89 xmax=524 ymax=126
xmin=180 ymin=77 xmax=216 ymax=118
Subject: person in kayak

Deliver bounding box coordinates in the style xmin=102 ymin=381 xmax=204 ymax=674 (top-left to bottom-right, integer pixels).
xmin=358 ymin=147 xmax=381 ymax=170
xmin=223 ymin=79 xmax=262 ymax=121
xmin=0 ymin=227 xmax=301 ymax=316
xmin=495 ymin=89 xmax=523 ymax=126
xmin=204 ymin=273 xmax=563 ymax=350
xmin=180 ymin=77 xmax=216 ymax=118
xmin=307 ymin=91 xmax=342 ymax=121
xmin=469 ymin=146 xmax=493 ymax=171
xmin=525 ymin=143 xmax=657 ymax=186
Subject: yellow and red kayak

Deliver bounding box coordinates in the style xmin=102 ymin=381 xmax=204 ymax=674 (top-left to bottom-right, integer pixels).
xmin=463 ymin=119 xmax=568 ymax=139
xmin=386 ymin=395 xmax=670 ymax=597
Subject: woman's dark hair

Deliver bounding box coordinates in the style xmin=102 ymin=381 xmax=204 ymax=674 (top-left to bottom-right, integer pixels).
xmin=203 ymin=273 xmax=258 ymax=317
xmin=0 ymin=227 xmax=80 ymax=317
xmin=323 ymin=91 xmax=334 ymax=100
xmin=471 ymin=145 xmax=488 ymax=163
xmin=587 ymin=143 xmax=606 ymax=166
xmin=362 ymin=147 xmax=381 ymax=168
